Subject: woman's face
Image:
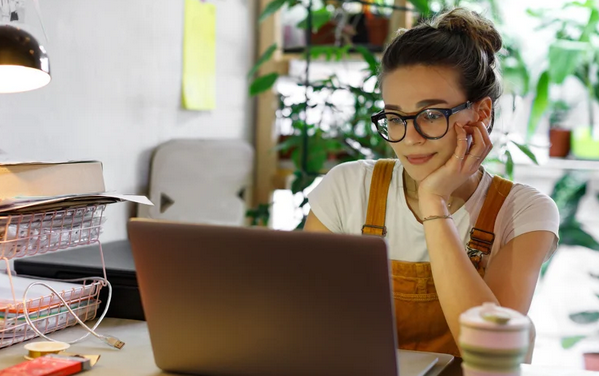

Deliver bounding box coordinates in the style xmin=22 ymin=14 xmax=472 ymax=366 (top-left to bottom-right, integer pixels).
xmin=381 ymin=65 xmax=479 ymax=183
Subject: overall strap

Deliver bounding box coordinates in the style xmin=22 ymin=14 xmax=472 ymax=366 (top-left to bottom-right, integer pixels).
xmin=362 ymin=159 xmax=396 ymax=237
xmin=467 ymin=175 xmax=514 ymax=273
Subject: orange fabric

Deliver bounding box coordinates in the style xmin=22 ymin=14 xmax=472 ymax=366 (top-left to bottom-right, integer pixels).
xmin=467 ymin=176 xmax=513 ymax=277
xmin=362 ymin=159 xmax=396 ymax=237
xmin=391 ymin=261 xmax=460 ymax=356
xmin=362 ymin=159 xmax=513 ymax=357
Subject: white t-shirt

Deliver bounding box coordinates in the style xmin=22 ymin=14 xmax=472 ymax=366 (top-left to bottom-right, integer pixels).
xmin=307 ymin=160 xmax=559 ymax=264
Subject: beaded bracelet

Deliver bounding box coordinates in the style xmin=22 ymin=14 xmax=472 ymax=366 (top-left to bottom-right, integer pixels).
xmin=422 ymin=214 xmax=453 ymax=222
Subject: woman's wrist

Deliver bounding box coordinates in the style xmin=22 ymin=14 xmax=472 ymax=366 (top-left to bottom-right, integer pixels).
xmin=418 ymin=192 xmax=451 ymax=217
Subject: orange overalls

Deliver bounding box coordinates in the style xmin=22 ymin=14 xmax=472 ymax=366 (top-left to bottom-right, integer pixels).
xmin=361 ymin=159 xmax=513 ymax=357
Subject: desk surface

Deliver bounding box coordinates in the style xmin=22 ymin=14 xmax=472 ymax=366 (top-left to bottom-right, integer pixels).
xmin=0 ymin=319 xmax=596 ymax=376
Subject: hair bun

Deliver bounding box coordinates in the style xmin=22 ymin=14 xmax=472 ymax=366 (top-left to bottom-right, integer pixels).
xmin=433 ymin=8 xmax=502 ymax=58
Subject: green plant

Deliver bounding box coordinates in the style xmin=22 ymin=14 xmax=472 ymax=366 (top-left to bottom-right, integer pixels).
xmin=248 ymin=0 xmax=425 ymax=228
xmin=537 ymin=171 xmax=599 ymax=349
xmin=483 ymin=96 xmax=540 ymax=180
xmin=247 ymin=0 xmax=536 ymax=228
xmin=527 ymin=0 xmax=599 ymax=140
xmin=246 ymin=203 xmax=272 ymax=226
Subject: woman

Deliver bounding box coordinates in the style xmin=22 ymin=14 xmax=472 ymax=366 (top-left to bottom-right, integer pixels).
xmin=304 ymin=8 xmax=559 ymax=358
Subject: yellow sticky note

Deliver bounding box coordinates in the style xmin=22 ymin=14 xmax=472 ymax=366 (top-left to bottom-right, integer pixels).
xmin=182 ymin=0 xmax=216 ymax=110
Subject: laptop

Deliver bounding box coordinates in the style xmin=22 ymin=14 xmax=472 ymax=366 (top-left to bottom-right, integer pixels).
xmin=127 ymin=219 xmax=453 ymax=376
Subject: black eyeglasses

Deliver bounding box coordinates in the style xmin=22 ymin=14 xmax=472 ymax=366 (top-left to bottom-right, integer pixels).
xmin=371 ymin=101 xmax=472 ymax=143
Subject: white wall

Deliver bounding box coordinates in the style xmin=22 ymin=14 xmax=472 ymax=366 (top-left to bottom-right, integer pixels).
xmin=0 ymin=0 xmax=255 ymax=241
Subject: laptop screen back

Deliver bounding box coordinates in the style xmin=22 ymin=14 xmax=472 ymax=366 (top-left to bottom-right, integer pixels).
xmin=128 ymin=219 xmax=399 ymax=376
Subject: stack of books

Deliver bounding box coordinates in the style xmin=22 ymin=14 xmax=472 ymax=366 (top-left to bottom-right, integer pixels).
xmin=0 ymin=160 xmax=151 ymax=257
xmin=0 ymin=160 xmax=150 ymax=214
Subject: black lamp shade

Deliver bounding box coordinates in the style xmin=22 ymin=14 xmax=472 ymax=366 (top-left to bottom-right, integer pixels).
xmin=0 ymin=25 xmax=51 ymax=93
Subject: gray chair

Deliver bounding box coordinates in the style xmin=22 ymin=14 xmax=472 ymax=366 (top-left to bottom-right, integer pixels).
xmin=137 ymin=139 xmax=254 ymax=226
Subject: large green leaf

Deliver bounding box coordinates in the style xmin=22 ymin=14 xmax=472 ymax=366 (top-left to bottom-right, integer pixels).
xmin=570 ymin=311 xmax=599 ymax=324
xmin=527 ymin=70 xmax=550 ymax=140
xmin=562 ymin=336 xmax=586 ymax=349
xmin=354 ymin=46 xmax=379 ymax=77
xmin=407 ymin=0 xmax=430 ymax=16
xmin=504 ymin=150 xmax=514 ymax=180
xmin=247 ymin=43 xmax=277 ymax=79
xmin=551 ymin=172 xmax=587 ymax=224
xmin=549 ymin=40 xmax=589 ymax=84
xmin=501 ymin=52 xmax=530 ymax=95
xmin=259 ymin=0 xmax=289 ymax=23
xmin=290 ymin=170 xmax=317 ymax=194
xmin=580 ymin=7 xmax=599 ymax=42
xmin=560 ymin=223 xmax=599 ymax=250
xmin=510 ymin=141 xmax=539 ymax=164
xmin=563 ymin=1 xmax=593 ymax=9
xmin=296 ymin=7 xmax=332 ymax=33
xmin=275 ymin=134 xmax=302 ymax=152
xmin=249 ymin=73 xmax=279 ymax=96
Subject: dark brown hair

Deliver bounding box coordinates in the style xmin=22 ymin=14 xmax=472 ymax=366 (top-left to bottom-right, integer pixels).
xmin=380 ymin=8 xmax=503 ymax=132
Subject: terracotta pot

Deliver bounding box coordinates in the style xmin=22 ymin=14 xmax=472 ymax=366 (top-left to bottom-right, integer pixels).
xmin=310 ymin=21 xmax=336 ymax=45
xmin=549 ymin=128 xmax=571 ymax=158
xmin=366 ymin=16 xmax=389 ymax=47
xmin=584 ymin=352 xmax=599 ymax=371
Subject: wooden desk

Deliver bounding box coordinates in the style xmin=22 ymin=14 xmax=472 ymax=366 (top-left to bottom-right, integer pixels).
xmin=0 ymin=319 xmax=596 ymax=375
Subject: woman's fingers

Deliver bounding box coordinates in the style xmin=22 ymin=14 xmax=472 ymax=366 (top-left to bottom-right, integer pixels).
xmin=452 ymin=123 xmax=469 ymax=166
xmin=463 ymin=122 xmax=488 ymax=172
xmin=478 ymin=120 xmax=493 ymax=148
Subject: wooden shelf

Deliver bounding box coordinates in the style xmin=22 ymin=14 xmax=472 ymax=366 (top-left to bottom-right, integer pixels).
xmin=276 ymin=51 xmax=382 ymax=63
xmin=543 ymin=158 xmax=599 ymax=171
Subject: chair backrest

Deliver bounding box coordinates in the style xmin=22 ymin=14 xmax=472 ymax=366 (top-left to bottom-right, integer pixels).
xmin=137 ymin=139 xmax=254 ymax=226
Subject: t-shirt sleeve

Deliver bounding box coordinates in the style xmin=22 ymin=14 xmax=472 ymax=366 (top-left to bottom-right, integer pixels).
xmin=307 ymin=162 xmax=361 ymax=233
xmin=498 ymin=184 xmax=560 ymax=262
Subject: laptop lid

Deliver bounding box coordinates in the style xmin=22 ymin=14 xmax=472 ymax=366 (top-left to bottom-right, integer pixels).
xmin=127 ymin=218 xmax=399 ymax=376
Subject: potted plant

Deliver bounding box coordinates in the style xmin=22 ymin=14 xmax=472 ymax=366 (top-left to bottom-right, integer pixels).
xmin=296 ymin=2 xmax=388 ymax=49
xmin=548 ymin=100 xmax=573 ymax=158
xmin=363 ymin=0 xmax=394 ymax=47
xmin=527 ymin=1 xmax=599 ymax=159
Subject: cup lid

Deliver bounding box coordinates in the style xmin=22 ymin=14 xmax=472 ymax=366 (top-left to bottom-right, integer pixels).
xmin=460 ymin=302 xmax=530 ymax=331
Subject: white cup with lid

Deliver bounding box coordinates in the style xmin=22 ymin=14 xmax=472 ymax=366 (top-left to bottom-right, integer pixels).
xmin=459 ymin=302 xmax=531 ymax=376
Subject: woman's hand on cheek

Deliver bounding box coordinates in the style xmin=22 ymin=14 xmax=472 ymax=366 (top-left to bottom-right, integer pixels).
xmin=417 ymin=121 xmax=492 ymax=207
